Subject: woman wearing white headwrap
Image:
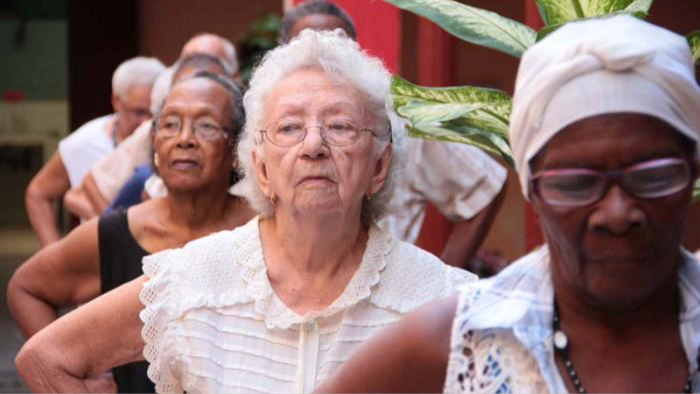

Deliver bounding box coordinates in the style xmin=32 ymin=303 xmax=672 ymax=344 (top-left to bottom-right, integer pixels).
xmin=317 ymin=15 xmax=700 ymax=393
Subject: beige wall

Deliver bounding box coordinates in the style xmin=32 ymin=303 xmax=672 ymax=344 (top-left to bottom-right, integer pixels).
xmin=137 ymin=0 xmax=282 ymax=65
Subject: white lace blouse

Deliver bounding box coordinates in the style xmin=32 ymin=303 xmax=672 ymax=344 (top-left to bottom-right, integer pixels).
xmin=140 ymin=217 xmax=474 ymax=393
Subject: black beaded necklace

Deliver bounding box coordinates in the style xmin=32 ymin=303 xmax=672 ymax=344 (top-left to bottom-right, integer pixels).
xmin=552 ymin=299 xmax=694 ymax=394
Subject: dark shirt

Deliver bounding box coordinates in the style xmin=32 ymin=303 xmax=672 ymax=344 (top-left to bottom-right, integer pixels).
xmin=98 ymin=210 xmax=155 ymax=393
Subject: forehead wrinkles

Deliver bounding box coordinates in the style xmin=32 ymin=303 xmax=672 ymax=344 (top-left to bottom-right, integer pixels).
xmin=264 ymin=76 xmax=369 ymax=120
xmin=163 ymin=84 xmax=229 ymax=117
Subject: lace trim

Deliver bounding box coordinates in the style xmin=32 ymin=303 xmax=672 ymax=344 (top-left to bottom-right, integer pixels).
xmin=237 ymin=218 xmax=393 ymax=329
xmin=140 ymin=248 xmax=183 ymax=393
xmin=445 ymin=290 xmax=550 ymax=394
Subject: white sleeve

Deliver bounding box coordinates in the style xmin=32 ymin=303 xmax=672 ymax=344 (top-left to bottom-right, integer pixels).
xmin=407 ymin=138 xmax=507 ymax=221
xmin=58 ymin=115 xmax=114 ymax=187
xmin=140 ymin=249 xmax=186 ymax=393
xmin=92 ymin=121 xmax=153 ymax=202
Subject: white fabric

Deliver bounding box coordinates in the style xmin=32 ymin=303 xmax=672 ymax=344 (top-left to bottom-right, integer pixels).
xmin=444 ymin=246 xmax=700 ymax=393
xmin=140 ymin=216 xmax=475 ymax=393
xmin=93 ymin=120 xmax=152 ymax=202
xmin=58 ymin=114 xmax=115 ymax=187
xmin=378 ymin=138 xmax=506 ymax=243
xmin=509 ymin=15 xmax=700 ymax=198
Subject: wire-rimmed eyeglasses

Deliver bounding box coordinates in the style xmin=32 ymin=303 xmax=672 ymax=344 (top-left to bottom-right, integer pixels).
xmin=260 ymin=120 xmax=391 ymax=147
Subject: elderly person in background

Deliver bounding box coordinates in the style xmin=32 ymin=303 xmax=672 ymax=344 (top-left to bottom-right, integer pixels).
xmin=25 ymin=56 xmax=164 ymax=245
xmin=278 ymin=0 xmax=357 ymax=44
xmin=281 ymin=0 xmax=507 ymax=272
xmin=317 ymin=15 xmax=700 ymax=393
xmin=9 ymin=72 xmax=254 ymax=393
xmin=67 ymin=33 xmax=239 ymax=218
xmin=64 ymin=53 xmax=230 ymax=218
xmin=15 ymin=30 xmax=474 ymax=393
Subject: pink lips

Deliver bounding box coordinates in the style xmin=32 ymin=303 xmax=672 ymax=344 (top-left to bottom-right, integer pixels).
xmin=298 ymin=176 xmax=334 ymax=185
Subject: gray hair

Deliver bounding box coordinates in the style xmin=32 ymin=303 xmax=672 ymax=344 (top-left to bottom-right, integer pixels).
xmin=278 ymin=0 xmax=357 ymax=44
xmin=237 ymin=29 xmax=405 ymax=226
xmin=111 ymin=56 xmax=165 ymax=100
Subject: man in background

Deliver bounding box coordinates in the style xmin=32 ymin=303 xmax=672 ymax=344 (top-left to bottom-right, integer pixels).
xmin=25 ymin=57 xmax=164 ymax=245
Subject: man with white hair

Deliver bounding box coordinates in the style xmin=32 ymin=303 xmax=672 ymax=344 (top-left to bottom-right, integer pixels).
xmin=26 ymin=56 xmax=164 ymax=245
xmin=65 ymin=33 xmax=239 ymax=218
xmin=318 ymin=15 xmax=700 ymax=393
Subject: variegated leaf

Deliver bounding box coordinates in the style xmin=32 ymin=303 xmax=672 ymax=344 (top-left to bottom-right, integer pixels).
xmin=392 ymin=76 xmax=511 ymax=136
xmin=381 ymin=0 xmax=536 ymax=57
xmin=535 ymin=0 xmax=645 ymax=26
xmin=536 ymin=4 xmax=651 ymax=42
xmin=408 ymin=123 xmax=513 ymax=165
xmin=688 ymin=31 xmax=700 ymax=65
xmin=397 ymin=100 xmax=483 ymax=124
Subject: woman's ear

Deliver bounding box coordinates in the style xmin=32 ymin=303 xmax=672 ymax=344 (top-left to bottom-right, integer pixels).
xmin=252 ymin=149 xmax=272 ymax=197
xmin=368 ymin=144 xmax=392 ymax=195
xmin=111 ymin=93 xmax=122 ymax=114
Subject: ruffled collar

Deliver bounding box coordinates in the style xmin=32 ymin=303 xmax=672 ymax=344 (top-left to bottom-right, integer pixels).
xmin=234 ymin=217 xmax=393 ymax=329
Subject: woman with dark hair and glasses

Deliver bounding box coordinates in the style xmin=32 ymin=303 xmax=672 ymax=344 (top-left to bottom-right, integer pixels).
xmin=317 ymin=15 xmax=700 ymax=393
xmin=8 ymin=72 xmax=255 ymax=393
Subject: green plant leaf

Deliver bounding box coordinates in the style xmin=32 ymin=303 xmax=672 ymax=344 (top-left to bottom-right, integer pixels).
xmin=688 ymin=30 xmax=700 ymax=65
xmin=408 ymin=123 xmax=514 ymax=166
xmin=694 ymin=179 xmax=700 ymax=203
xmin=535 ymin=0 xmax=649 ymax=27
xmin=381 ymin=0 xmax=536 ymax=57
xmin=391 ymin=76 xmax=511 ymax=136
xmin=397 ymin=100 xmax=483 ymax=124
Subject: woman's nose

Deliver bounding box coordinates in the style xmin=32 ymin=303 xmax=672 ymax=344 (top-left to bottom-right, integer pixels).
xmin=176 ymin=121 xmax=198 ymax=148
xmin=300 ymin=126 xmax=329 ymax=159
xmin=588 ymin=184 xmax=647 ymax=234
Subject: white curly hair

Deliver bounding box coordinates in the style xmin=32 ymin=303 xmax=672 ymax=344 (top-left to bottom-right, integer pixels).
xmin=237 ymin=29 xmax=405 ymax=226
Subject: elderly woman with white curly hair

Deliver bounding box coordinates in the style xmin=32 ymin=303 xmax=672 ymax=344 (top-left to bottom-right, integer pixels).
xmin=15 ymin=30 xmax=474 ymax=394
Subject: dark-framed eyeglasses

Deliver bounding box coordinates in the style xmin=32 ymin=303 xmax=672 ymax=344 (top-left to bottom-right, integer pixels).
xmin=260 ymin=120 xmax=391 ymax=147
xmin=531 ymin=157 xmax=693 ymax=207
xmin=154 ymin=115 xmax=234 ymax=141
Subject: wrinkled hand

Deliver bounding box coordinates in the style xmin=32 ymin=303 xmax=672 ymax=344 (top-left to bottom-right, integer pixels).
xmin=84 ymin=372 xmax=116 ymax=393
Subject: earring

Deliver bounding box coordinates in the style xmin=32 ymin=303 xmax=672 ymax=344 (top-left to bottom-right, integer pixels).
xmin=154 ymin=153 xmax=160 ymax=169
xmin=366 ymin=191 xmax=372 ymax=200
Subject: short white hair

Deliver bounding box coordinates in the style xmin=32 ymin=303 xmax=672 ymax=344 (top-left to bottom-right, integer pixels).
xmin=237 ymin=29 xmax=405 ymax=225
xmin=111 ymin=56 xmax=166 ymax=100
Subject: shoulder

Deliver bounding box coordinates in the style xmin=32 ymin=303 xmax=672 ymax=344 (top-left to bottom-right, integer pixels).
xmin=142 ymin=217 xmax=260 ymax=294
xmin=369 ymin=228 xmax=477 ymax=313
xmin=63 ymin=115 xmax=112 ymax=142
xmin=452 ymin=247 xmax=552 ymax=330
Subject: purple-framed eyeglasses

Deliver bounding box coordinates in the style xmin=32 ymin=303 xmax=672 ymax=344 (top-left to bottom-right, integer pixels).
xmin=531 ymin=157 xmax=692 ymax=207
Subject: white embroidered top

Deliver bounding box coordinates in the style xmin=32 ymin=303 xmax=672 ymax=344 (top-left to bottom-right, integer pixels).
xmin=140 ymin=217 xmax=475 ymax=393
xmin=444 ymin=246 xmax=700 ymax=394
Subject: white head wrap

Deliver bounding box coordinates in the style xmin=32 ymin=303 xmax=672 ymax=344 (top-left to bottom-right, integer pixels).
xmin=509 ymin=15 xmax=700 ymax=198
